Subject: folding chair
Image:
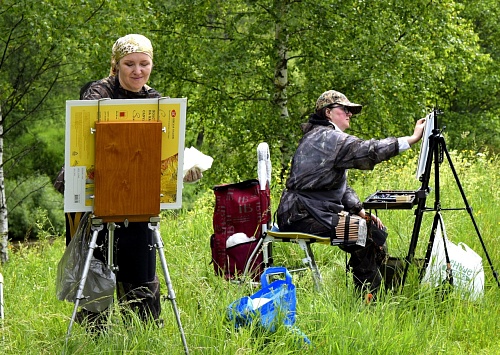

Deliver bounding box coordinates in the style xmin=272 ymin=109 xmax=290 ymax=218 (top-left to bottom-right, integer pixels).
xmin=261 ymin=230 xmax=330 ymax=290
xmin=250 ymin=143 xmax=367 ymax=291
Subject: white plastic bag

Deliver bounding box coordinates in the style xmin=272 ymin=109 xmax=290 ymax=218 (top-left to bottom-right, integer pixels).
xmin=422 ymin=213 xmax=484 ymax=300
xmin=182 ymin=146 xmax=213 ymax=177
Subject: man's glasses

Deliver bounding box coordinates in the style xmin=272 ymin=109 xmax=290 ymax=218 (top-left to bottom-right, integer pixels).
xmin=329 ymin=105 xmax=351 ymax=114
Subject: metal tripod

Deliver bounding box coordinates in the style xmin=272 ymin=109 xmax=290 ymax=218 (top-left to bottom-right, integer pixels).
xmin=401 ymin=109 xmax=500 ymax=289
xmin=65 ymin=216 xmax=189 ymax=354
xmin=149 ymin=217 xmax=189 ymax=354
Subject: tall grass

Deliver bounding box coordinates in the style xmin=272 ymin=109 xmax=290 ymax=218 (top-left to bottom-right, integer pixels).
xmin=1 ymin=149 xmax=499 ymax=354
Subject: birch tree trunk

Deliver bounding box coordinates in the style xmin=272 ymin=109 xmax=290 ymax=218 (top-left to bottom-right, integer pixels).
xmin=0 ymin=106 xmax=8 ymax=264
xmin=273 ymin=0 xmax=290 ymax=178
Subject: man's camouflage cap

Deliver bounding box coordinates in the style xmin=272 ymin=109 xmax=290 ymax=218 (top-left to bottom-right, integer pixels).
xmin=315 ymin=90 xmax=362 ymax=114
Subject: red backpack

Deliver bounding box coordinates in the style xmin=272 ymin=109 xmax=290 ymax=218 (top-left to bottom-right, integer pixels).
xmin=210 ymin=179 xmax=271 ymax=281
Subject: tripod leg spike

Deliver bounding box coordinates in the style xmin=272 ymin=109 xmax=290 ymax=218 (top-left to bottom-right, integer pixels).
xmin=149 ymin=222 xmax=189 ymax=355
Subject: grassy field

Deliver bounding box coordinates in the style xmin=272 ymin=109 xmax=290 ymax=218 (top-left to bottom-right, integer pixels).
xmin=1 ymin=149 xmax=499 ymax=354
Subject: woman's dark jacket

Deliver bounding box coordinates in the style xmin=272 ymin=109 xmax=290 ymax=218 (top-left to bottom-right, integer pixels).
xmin=81 ymin=75 xmax=161 ymax=284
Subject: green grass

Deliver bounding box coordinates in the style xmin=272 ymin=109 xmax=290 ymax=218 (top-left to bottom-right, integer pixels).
xmin=1 ymin=150 xmax=499 ymax=354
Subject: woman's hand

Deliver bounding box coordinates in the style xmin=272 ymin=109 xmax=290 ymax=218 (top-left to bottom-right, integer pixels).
xmin=183 ymin=167 xmax=203 ymax=183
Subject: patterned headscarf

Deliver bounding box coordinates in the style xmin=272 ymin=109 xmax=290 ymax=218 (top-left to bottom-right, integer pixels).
xmin=109 ymin=34 xmax=154 ymax=76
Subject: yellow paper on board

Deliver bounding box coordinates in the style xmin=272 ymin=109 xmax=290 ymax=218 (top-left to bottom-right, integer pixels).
xmin=64 ymin=98 xmax=186 ymax=212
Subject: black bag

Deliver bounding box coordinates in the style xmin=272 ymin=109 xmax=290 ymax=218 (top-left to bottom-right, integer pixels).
xmin=210 ymin=179 xmax=271 ymax=281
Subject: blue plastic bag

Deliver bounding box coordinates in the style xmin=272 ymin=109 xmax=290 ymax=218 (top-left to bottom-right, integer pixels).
xmin=227 ymin=267 xmax=296 ymax=331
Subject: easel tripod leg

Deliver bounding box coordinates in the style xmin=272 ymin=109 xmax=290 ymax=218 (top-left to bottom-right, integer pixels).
xmin=401 ymin=208 xmax=425 ymax=288
xmin=66 ymin=228 xmax=100 ymax=340
xmin=402 ymin=130 xmax=500 ymax=290
xmin=150 ymin=225 xmax=189 ymax=355
xmin=401 ymin=129 xmax=437 ymax=289
xmin=441 ymin=145 xmax=500 ymax=287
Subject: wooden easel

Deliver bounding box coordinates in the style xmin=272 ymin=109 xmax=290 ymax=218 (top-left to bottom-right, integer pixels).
xmin=65 ymin=120 xmax=189 ymax=354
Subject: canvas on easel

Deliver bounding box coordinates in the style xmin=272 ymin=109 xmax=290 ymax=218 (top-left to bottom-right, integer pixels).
xmin=64 ymin=98 xmax=186 ymax=213
xmin=415 ymin=111 xmax=435 ymax=180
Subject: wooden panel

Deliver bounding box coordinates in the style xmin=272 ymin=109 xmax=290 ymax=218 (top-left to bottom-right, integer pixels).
xmin=94 ymin=121 xmax=162 ymax=222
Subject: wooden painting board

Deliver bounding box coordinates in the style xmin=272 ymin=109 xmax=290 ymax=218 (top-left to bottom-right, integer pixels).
xmin=93 ymin=121 xmax=161 ymax=222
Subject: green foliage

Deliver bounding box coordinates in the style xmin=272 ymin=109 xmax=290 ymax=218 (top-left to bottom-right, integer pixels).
xmin=4 ymin=124 xmax=65 ymax=179
xmin=147 ymin=0 xmax=500 ymax=185
xmin=0 ymin=0 xmax=154 ymax=240
xmin=1 ymin=0 xmax=500 ymax=244
xmin=5 ymin=174 xmax=64 ymax=240
xmin=1 ymin=153 xmax=499 ymax=353
xmin=438 ymin=0 xmax=500 ymax=152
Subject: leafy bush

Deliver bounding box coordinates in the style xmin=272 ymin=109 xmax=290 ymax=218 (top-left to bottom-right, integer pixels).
xmin=4 ymin=123 xmax=65 ymax=181
xmin=5 ymin=174 xmax=64 ymax=240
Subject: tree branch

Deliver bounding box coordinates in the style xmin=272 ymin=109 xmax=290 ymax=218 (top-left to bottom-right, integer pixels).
xmin=6 ymin=179 xmax=50 ymax=213
xmin=0 ymin=14 xmax=24 ymax=69
xmin=84 ymin=0 xmax=106 ymax=24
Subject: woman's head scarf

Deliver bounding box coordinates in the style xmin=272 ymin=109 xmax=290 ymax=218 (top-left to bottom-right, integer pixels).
xmin=110 ymin=34 xmax=153 ymax=76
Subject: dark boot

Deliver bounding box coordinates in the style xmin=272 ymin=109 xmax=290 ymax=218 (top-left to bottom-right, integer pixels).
xmin=75 ymin=308 xmax=108 ymax=334
xmin=116 ymin=275 xmax=162 ymax=322
xmin=347 ymin=240 xmax=383 ymax=297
